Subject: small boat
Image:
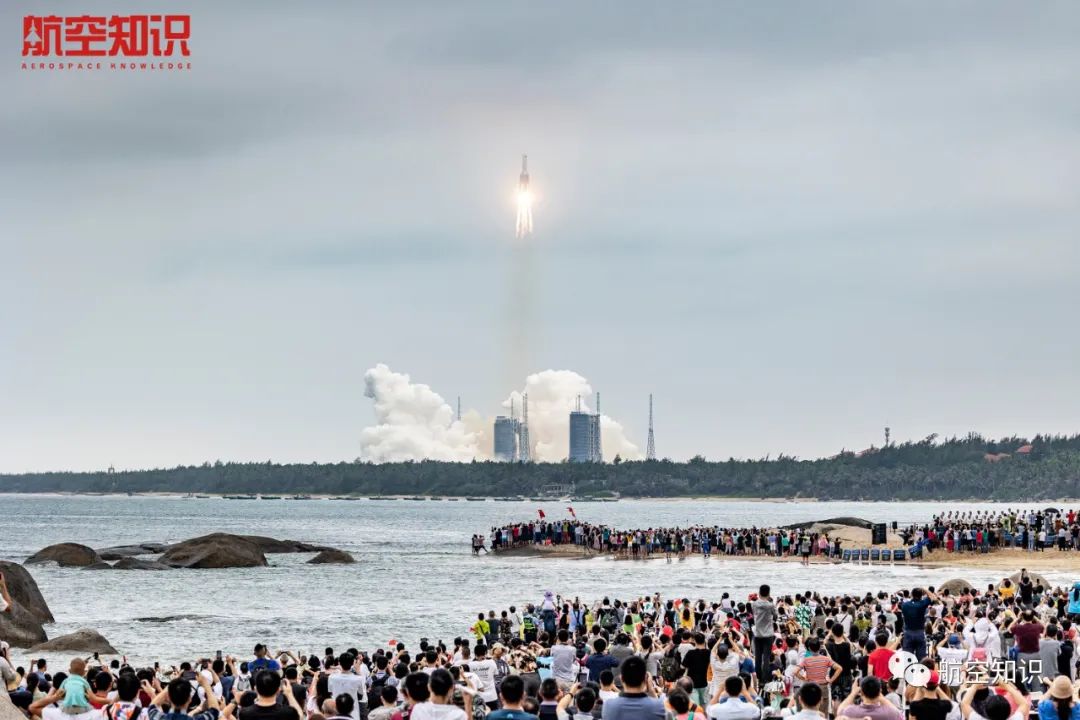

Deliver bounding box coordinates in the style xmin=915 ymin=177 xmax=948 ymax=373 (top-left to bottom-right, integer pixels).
xmin=407 ymin=496 xmax=425 ymax=501
xmin=224 ymin=495 xmax=257 ymax=500
xmin=289 ymin=494 xmax=312 ymax=500
xmin=465 ymin=497 xmax=487 ymax=502
xmin=260 ymin=495 xmax=282 ymax=500
xmin=369 ymin=496 xmax=392 ymax=500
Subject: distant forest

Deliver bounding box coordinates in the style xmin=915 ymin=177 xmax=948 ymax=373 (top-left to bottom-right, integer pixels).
xmin=3 ymin=433 xmax=1080 ymax=501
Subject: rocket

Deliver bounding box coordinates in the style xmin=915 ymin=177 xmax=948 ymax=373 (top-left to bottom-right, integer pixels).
xmin=515 ymin=154 xmax=533 ymax=238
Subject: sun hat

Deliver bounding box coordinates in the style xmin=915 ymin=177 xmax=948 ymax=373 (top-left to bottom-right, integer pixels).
xmin=948 ymin=634 xmax=961 ymax=646
xmin=1050 ymin=676 xmax=1074 ymax=700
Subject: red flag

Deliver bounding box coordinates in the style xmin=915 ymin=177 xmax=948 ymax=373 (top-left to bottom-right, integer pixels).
xmin=537 ymin=508 xmax=546 ymax=519
xmin=567 ymin=506 xmax=577 ymax=519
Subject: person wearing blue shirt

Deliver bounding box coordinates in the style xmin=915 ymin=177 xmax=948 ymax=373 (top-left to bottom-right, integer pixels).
xmin=900 ymin=588 xmax=935 ymax=660
xmin=487 ymin=675 xmax=539 ymax=720
xmin=248 ymin=644 xmax=281 ymax=674
xmin=584 ymin=638 xmax=619 ymax=684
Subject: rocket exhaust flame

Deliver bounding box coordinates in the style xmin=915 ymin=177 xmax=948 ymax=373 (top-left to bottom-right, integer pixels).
xmin=515 ymin=153 xmax=533 ymax=238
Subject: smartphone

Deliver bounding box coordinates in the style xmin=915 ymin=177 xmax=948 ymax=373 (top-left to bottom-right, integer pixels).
xmin=216 ymin=651 xmax=222 ymax=660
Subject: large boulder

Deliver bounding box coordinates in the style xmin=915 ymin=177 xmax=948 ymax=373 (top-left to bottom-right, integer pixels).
xmin=307 ymin=549 xmax=355 ymax=564
xmin=784 ymin=517 xmax=873 ymax=531
xmin=235 ymin=536 xmax=332 ymax=554
xmin=1000 ymin=571 xmax=1051 ymax=591
xmin=98 ymin=543 xmax=168 ymax=561
xmin=25 ymin=543 xmax=102 ymax=567
xmin=1 ymin=688 xmax=26 ymax=720
xmin=0 ymin=561 xmax=53 ymax=647
xmin=30 ymin=629 xmax=116 ymax=654
xmin=112 ymin=557 xmax=170 ymax=571
xmin=160 ymin=533 xmax=268 ymax=569
xmin=938 ymin=578 xmax=975 ymax=595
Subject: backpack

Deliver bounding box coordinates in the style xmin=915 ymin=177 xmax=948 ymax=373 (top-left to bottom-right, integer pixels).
xmin=601 ymin=609 xmax=618 ymax=632
xmin=104 ymin=704 xmax=141 ymax=720
xmin=660 ymin=647 xmax=683 ymax=682
xmin=470 ymin=695 xmax=489 ymax=720
xmin=368 ymin=671 xmax=390 ymax=710
xmin=493 ymin=658 xmax=510 ymax=690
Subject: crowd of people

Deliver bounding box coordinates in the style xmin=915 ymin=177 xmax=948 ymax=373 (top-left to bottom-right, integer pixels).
xmin=487 ymin=521 xmax=843 ymax=562
xmin=6 ymin=570 xmax=1080 ymax=720
xmin=487 ymin=508 xmax=1080 ymax=561
xmin=901 ymin=510 xmax=1080 ymax=554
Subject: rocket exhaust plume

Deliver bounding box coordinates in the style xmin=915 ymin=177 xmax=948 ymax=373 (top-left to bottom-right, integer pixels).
xmin=515 ymin=154 xmax=533 ymax=238
xmin=358 ymin=365 xmax=642 ymax=463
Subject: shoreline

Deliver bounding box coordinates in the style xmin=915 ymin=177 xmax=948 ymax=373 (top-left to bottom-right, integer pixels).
xmin=8 ymin=491 xmax=1080 ymax=503
xmin=491 ymin=543 xmax=1080 ymax=572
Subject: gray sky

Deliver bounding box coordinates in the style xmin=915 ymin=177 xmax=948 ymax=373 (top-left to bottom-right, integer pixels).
xmin=2 ymin=1 xmax=1079 ymax=472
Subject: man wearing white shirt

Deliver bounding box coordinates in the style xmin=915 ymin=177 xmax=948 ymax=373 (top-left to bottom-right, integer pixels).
xmin=706 ymin=676 xmax=760 ymax=720
xmin=467 ymin=645 xmax=498 ymax=710
xmin=409 ymin=670 xmax=465 ymax=720
xmin=327 ymin=653 xmax=368 ymax=720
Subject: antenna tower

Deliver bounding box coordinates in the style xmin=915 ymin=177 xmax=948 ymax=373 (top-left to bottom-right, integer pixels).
xmin=646 ymin=394 xmax=656 ymax=460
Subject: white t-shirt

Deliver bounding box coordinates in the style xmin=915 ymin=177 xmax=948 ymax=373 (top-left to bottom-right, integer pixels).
xmin=409 ymin=703 xmax=466 ymax=720
xmin=0 ymin=595 xmax=8 ymax=613
xmin=327 ymin=670 xmax=368 ymax=720
xmin=43 ymin=709 xmax=101 ymax=720
xmin=469 ymin=658 xmax=498 ymax=703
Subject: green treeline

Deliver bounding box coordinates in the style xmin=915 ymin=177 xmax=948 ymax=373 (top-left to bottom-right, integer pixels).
xmin=3 ymin=433 xmax=1080 ymax=500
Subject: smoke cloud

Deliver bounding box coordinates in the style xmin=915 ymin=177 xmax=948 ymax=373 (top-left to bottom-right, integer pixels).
xmin=358 ymin=364 xmax=642 ymax=463
xmin=359 ymin=364 xmax=480 ymax=462
xmin=506 ymin=370 xmax=642 ymax=462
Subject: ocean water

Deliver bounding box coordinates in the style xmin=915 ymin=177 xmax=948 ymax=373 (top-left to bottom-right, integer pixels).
xmin=0 ymin=495 xmax=1066 ymax=664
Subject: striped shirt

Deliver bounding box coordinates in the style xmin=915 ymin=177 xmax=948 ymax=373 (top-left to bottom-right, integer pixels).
xmin=800 ymin=654 xmax=833 ymax=684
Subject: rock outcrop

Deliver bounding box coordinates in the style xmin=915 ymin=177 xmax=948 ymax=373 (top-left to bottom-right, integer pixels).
xmin=783 ymin=517 xmax=873 ymax=531
xmin=25 ymin=543 xmax=102 ymax=567
xmin=1000 ymin=571 xmax=1050 ymax=590
xmin=159 ymin=533 xmax=268 ymax=569
xmin=0 ymin=561 xmax=53 ymax=647
xmin=98 ymin=543 xmax=168 ymax=561
xmin=307 ymin=549 xmax=355 ymax=564
xmin=29 ymin=629 xmax=117 ymax=654
xmin=1 ymin=687 xmax=26 ymax=720
xmin=226 ymin=536 xmax=331 ymax=554
xmin=112 ymin=557 xmax=171 ymax=571
xmin=938 ymin=578 xmax=974 ymax=595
